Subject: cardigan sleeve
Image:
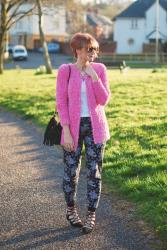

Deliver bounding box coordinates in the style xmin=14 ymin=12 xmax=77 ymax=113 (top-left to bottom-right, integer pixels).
xmin=56 ymin=64 xmax=70 ymax=126
xmin=92 ymin=63 xmax=111 ymax=106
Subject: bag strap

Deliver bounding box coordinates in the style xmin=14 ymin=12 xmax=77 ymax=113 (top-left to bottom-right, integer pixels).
xmin=55 ymin=64 xmax=71 ymax=116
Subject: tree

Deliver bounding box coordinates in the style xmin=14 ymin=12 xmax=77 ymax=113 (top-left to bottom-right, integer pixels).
xmin=88 ymin=0 xmax=133 ymax=20
xmin=35 ymin=0 xmax=71 ymax=74
xmin=65 ymin=1 xmax=84 ymax=35
xmin=36 ymin=0 xmax=52 ymax=74
xmin=42 ymin=0 xmax=84 ymax=35
xmin=0 ymin=0 xmax=84 ymax=74
xmin=0 ymin=0 xmax=36 ymax=74
xmin=35 ymin=0 xmax=84 ymax=74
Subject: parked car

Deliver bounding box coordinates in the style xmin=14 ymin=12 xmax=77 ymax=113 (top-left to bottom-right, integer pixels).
xmin=38 ymin=42 xmax=60 ymax=53
xmin=12 ymin=45 xmax=28 ymax=60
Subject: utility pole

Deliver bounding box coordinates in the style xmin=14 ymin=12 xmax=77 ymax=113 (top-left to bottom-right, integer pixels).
xmin=155 ymin=0 xmax=159 ymax=63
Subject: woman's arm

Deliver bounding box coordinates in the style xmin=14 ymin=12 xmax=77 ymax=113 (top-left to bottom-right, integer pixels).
xmin=62 ymin=124 xmax=74 ymax=152
xmin=56 ymin=64 xmax=74 ymax=151
xmin=85 ymin=63 xmax=111 ymax=106
xmin=56 ymin=64 xmax=70 ymax=126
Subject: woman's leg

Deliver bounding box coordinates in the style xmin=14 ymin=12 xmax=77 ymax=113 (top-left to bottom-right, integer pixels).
xmin=63 ymin=121 xmax=84 ymax=227
xmin=63 ymin=127 xmax=83 ymax=207
xmin=84 ymin=120 xmax=105 ymax=212
xmin=82 ymin=118 xmax=105 ymax=233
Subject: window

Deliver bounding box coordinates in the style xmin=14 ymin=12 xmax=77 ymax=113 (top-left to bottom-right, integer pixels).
xmin=131 ymin=19 xmax=138 ymax=29
xmin=128 ymin=38 xmax=135 ymax=46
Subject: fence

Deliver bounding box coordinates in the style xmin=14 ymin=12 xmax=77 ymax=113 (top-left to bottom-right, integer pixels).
xmin=98 ymin=53 xmax=167 ymax=64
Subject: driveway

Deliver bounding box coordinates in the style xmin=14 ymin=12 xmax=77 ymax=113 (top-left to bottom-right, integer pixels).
xmin=4 ymin=52 xmax=72 ymax=70
xmin=0 ymin=108 xmax=163 ymax=250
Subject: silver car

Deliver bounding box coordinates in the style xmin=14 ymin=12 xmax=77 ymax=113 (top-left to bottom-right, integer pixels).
xmin=12 ymin=45 xmax=28 ymax=60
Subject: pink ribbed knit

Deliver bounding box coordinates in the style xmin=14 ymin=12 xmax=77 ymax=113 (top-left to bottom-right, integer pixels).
xmin=56 ymin=62 xmax=111 ymax=150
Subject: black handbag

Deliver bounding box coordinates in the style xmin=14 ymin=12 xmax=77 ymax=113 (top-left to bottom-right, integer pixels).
xmin=43 ymin=65 xmax=71 ymax=146
xmin=43 ymin=112 xmax=62 ymax=146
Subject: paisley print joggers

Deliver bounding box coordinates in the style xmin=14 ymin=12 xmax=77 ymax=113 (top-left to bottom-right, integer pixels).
xmin=63 ymin=117 xmax=105 ymax=212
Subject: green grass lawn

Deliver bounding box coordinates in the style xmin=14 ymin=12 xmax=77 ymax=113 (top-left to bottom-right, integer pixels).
xmin=0 ymin=68 xmax=167 ymax=241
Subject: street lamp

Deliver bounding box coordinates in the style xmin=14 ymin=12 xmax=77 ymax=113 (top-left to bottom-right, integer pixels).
xmin=155 ymin=0 xmax=159 ymax=63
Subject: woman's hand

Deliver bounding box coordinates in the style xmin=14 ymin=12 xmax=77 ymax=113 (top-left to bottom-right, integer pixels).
xmin=63 ymin=125 xmax=74 ymax=152
xmin=85 ymin=64 xmax=99 ymax=81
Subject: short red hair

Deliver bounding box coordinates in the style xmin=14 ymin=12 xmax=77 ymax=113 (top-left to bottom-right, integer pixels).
xmin=70 ymin=32 xmax=99 ymax=58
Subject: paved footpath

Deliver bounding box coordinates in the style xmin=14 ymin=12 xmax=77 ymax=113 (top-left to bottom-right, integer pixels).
xmin=0 ymin=109 xmax=163 ymax=250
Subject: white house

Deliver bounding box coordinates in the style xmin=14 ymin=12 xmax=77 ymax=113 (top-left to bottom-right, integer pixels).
xmin=9 ymin=3 xmax=67 ymax=50
xmin=113 ymin=0 xmax=167 ymax=54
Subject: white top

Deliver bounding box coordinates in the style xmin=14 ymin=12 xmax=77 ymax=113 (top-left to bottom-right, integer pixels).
xmin=80 ymin=79 xmax=90 ymax=117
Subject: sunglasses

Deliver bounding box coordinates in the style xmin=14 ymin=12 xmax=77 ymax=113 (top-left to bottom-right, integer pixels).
xmin=87 ymin=47 xmax=98 ymax=53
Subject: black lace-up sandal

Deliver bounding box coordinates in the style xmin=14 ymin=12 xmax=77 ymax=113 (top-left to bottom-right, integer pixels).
xmin=66 ymin=206 xmax=83 ymax=227
xmin=82 ymin=211 xmax=96 ymax=234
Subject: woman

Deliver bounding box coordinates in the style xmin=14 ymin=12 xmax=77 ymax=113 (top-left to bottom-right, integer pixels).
xmin=56 ymin=33 xmax=111 ymax=234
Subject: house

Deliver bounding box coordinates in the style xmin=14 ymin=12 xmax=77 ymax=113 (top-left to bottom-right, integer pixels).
xmin=84 ymin=9 xmax=113 ymax=40
xmin=9 ymin=3 xmax=67 ymax=50
xmin=113 ymin=0 xmax=167 ymax=54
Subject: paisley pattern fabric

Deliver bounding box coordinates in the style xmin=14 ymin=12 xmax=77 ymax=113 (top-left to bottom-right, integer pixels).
xmin=63 ymin=117 xmax=105 ymax=211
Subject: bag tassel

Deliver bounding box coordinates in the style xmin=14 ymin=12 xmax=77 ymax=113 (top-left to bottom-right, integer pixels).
xmin=43 ymin=114 xmax=62 ymax=146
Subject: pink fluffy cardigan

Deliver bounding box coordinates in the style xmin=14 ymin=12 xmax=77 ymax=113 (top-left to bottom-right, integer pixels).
xmin=56 ymin=62 xmax=111 ymax=150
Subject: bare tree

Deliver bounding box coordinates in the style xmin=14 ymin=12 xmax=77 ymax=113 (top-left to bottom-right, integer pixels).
xmin=35 ymin=0 xmax=84 ymax=74
xmin=42 ymin=0 xmax=84 ymax=35
xmin=89 ymin=0 xmax=133 ymax=20
xmin=65 ymin=0 xmax=84 ymax=35
xmin=36 ymin=0 xmax=52 ymax=74
xmin=0 ymin=0 xmax=36 ymax=74
xmin=35 ymin=0 xmax=67 ymax=74
xmin=0 ymin=0 xmax=84 ymax=74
